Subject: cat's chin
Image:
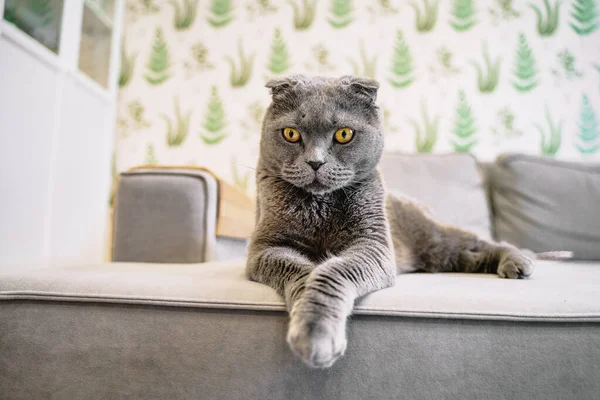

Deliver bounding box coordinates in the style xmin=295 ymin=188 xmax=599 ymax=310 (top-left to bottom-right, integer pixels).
xmin=303 ymin=181 xmax=331 ymax=195
xmin=283 ymin=176 xmax=352 ymax=195
xmin=303 ymin=180 xmax=348 ymax=195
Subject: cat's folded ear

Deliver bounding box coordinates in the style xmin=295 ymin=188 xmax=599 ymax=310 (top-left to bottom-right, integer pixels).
xmin=265 ymin=75 xmax=305 ymax=99
xmin=340 ymin=75 xmax=380 ymax=102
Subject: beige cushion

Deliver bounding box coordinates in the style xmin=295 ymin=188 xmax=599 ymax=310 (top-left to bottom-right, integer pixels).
xmin=379 ymin=153 xmax=492 ymax=239
xmin=1 ymin=260 xmax=599 ymax=322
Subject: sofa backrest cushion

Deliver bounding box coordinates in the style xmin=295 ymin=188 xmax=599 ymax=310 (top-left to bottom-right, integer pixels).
xmin=379 ymin=153 xmax=492 ymax=240
xmin=489 ymin=154 xmax=600 ymax=260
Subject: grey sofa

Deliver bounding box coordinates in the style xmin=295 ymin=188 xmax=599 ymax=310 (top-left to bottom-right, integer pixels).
xmin=1 ymin=153 xmax=599 ymax=400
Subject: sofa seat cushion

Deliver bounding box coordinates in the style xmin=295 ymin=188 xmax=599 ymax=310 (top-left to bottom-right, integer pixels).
xmin=490 ymin=154 xmax=600 ymax=260
xmin=1 ymin=260 xmax=599 ymax=322
xmin=379 ymin=153 xmax=492 ymax=240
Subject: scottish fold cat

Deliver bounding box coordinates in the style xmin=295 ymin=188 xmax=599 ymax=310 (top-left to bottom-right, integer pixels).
xmin=246 ymin=75 xmax=533 ymax=368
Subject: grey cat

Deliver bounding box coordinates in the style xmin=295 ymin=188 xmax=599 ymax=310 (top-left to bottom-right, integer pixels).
xmin=246 ymin=75 xmax=534 ymax=369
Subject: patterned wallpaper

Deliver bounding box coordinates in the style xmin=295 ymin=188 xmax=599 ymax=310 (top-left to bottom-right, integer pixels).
xmin=114 ymin=0 xmax=600 ymax=198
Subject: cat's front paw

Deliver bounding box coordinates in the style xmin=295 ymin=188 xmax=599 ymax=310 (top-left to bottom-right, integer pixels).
xmin=287 ymin=314 xmax=347 ymax=369
xmin=497 ymin=250 xmax=534 ymax=279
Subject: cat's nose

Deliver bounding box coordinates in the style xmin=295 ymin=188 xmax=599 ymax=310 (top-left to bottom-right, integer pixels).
xmin=306 ymin=161 xmax=325 ymax=171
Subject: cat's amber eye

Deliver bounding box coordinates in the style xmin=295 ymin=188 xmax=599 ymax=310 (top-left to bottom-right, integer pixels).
xmin=282 ymin=127 xmax=301 ymax=143
xmin=334 ymin=128 xmax=354 ymax=144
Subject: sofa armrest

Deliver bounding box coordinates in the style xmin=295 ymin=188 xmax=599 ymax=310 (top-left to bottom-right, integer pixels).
xmin=111 ymin=166 xmax=255 ymax=263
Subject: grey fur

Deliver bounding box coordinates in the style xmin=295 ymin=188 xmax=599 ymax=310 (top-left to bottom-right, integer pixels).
xmin=246 ymin=75 xmax=534 ymax=369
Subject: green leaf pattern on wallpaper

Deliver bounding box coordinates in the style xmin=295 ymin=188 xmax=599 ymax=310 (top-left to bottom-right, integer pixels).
xmin=247 ymin=1 xmax=278 ymax=20
xmin=569 ymin=0 xmax=599 ymax=35
xmin=536 ymin=106 xmax=563 ymax=156
xmin=287 ymin=0 xmax=317 ymax=30
xmin=512 ymin=33 xmax=538 ymax=92
xmin=108 ymin=154 xmax=117 ymax=207
xmin=428 ymin=47 xmax=460 ymax=78
xmin=208 ymin=0 xmax=234 ymax=28
xmin=128 ymin=101 xmax=151 ymax=130
xmin=119 ymin=40 xmax=137 ymax=88
xmin=410 ymin=0 xmax=439 ymax=32
xmin=268 ymin=28 xmax=290 ymax=75
xmin=305 ymin=44 xmax=336 ymax=72
xmin=145 ymin=28 xmax=171 ymax=85
xmin=492 ymin=107 xmax=523 ymax=138
xmin=329 ymin=0 xmax=354 ymax=29
xmin=551 ymin=49 xmax=584 ymax=82
xmin=451 ymin=91 xmax=477 ymax=152
xmin=114 ymin=1 xmax=600 ymax=197
xmin=201 ymin=86 xmax=228 ymax=145
xmin=127 ymin=0 xmax=161 ymax=21
xmin=489 ymin=0 xmax=520 ymax=25
xmin=529 ymin=0 xmax=561 ymax=36
xmin=449 ymin=0 xmax=477 ymax=32
xmin=382 ymin=106 xmax=399 ymax=134
xmin=410 ymin=102 xmax=439 ymax=153
xmin=389 ymin=31 xmax=414 ymax=88
xmin=240 ymin=100 xmax=266 ymax=139
xmin=184 ymin=42 xmax=215 ymax=78
xmin=163 ymin=98 xmax=191 ymax=147
xmin=367 ymin=0 xmax=399 ymax=20
xmin=169 ymin=0 xmax=199 ymax=30
xmin=226 ymin=39 xmax=255 ymax=87
xmin=470 ymin=44 xmax=501 ymax=93
xmin=576 ymin=95 xmax=600 ymax=155
xmin=349 ymin=41 xmax=377 ymax=80
xmin=145 ymin=144 xmax=159 ymax=165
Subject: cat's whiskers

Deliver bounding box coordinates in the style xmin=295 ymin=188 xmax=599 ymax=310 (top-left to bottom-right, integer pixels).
xmin=338 ymin=185 xmax=351 ymax=200
xmin=234 ymin=162 xmax=257 ymax=172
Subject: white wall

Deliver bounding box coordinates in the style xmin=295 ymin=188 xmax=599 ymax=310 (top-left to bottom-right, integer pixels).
xmin=0 ymin=36 xmax=59 ymax=265
xmin=0 ymin=0 xmax=124 ymax=267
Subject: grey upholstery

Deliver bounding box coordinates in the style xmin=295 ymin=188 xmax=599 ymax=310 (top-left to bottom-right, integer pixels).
xmin=1 ymin=261 xmax=599 ymax=400
xmin=380 ymin=153 xmax=492 ymax=240
xmin=112 ymin=169 xmax=220 ymax=263
xmin=489 ymin=154 xmax=600 ymax=259
xmin=113 ymin=169 xmax=249 ymax=264
xmin=3 ymin=153 xmax=600 ymax=400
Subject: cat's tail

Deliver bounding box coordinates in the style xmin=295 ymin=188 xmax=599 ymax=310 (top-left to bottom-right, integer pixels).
xmin=522 ymin=249 xmax=574 ymax=261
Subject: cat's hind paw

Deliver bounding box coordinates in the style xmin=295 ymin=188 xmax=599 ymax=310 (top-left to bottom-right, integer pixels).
xmin=287 ymin=315 xmax=347 ymax=369
xmin=497 ymin=251 xmax=534 ymax=279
